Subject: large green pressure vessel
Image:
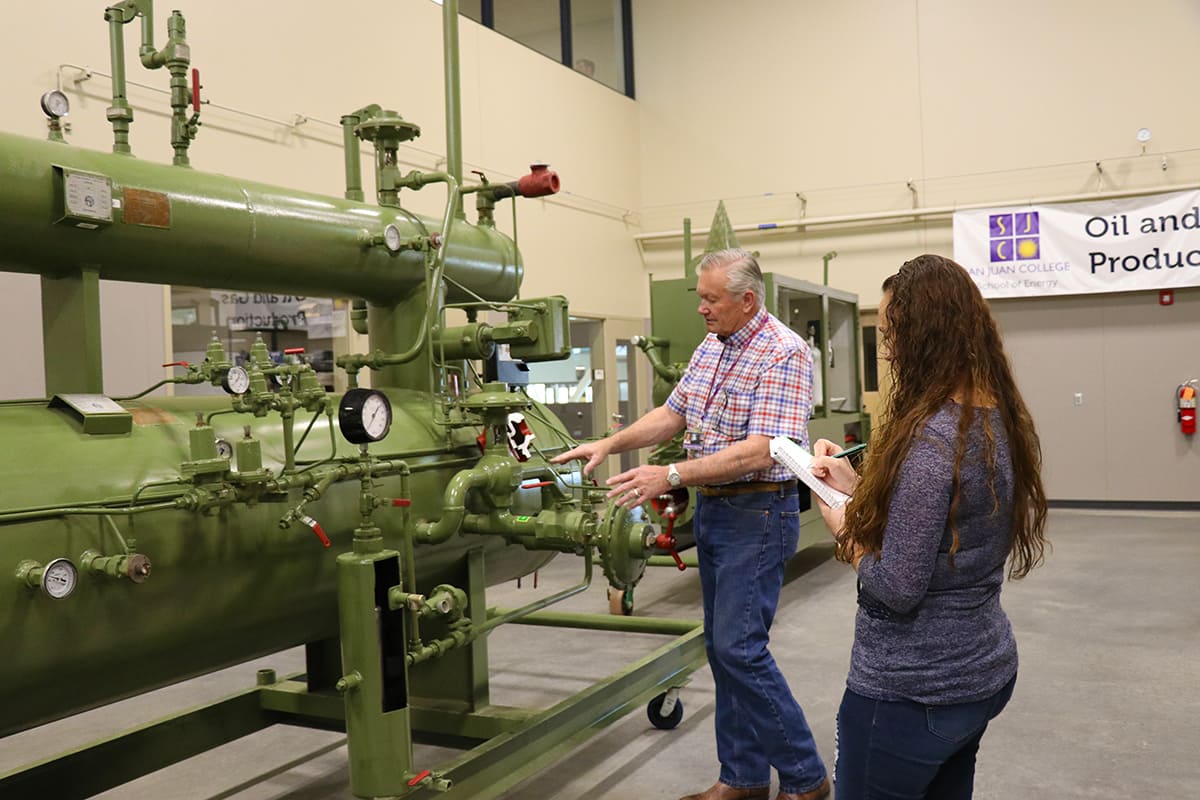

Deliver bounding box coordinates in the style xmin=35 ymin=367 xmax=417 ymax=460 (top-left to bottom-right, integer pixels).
xmin=0 ymin=131 xmax=521 ymax=305
xmin=0 ymin=125 xmax=569 ymax=738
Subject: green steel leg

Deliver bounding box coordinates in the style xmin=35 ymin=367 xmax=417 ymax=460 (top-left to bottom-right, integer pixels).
xmin=41 ymin=267 xmax=104 ymax=394
xmin=0 ymin=684 xmax=274 ymax=799
xmin=337 ymin=546 xmax=415 ymax=798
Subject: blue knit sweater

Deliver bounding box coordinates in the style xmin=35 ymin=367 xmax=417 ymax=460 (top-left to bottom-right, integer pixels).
xmin=850 ymin=402 xmax=1018 ymax=705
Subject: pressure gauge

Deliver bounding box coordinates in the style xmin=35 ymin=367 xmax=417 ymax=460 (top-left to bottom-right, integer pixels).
xmin=339 ymin=388 xmax=392 ymax=444
xmin=41 ymin=558 xmax=78 ymax=600
xmin=215 ymin=438 xmax=233 ymax=459
xmin=222 ymin=365 xmax=250 ymax=395
xmin=1136 ymin=127 xmax=1152 ymax=144
xmin=383 ymin=223 xmax=403 ymax=253
xmin=40 ymin=90 xmax=70 ymax=120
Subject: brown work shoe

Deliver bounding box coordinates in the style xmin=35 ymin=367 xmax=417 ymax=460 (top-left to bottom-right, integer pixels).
xmin=678 ymin=781 xmax=771 ymax=800
xmin=776 ymin=777 xmax=831 ymax=800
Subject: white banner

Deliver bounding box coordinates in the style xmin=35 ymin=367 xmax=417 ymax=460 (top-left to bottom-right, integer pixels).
xmin=952 ymin=189 xmax=1200 ymax=298
xmin=212 ymin=292 xmax=340 ymax=338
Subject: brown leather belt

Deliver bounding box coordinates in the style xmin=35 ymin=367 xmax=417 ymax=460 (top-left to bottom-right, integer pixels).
xmin=696 ymin=480 xmax=798 ymax=497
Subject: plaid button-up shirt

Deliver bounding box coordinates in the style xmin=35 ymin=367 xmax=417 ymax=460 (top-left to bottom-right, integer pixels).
xmin=666 ymin=307 xmax=813 ymax=483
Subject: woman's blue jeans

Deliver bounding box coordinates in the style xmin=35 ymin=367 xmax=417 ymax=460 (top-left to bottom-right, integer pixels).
xmin=694 ymin=488 xmax=827 ymax=795
xmin=834 ymin=675 xmax=1016 ymax=800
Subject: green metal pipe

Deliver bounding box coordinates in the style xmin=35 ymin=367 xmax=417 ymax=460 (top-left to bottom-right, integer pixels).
xmin=341 ymin=114 xmax=365 ymax=202
xmin=413 ymin=465 xmax=491 ymax=544
xmin=443 ymin=0 xmax=464 ymax=216
xmin=495 ymin=608 xmax=700 ymax=636
xmin=104 ymin=5 xmax=134 ymax=155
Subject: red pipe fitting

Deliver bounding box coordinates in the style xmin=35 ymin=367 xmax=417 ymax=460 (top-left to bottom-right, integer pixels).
xmin=516 ymin=164 xmax=560 ymax=197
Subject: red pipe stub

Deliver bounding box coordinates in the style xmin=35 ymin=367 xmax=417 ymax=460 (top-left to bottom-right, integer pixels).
xmin=516 ymin=164 xmax=560 ymax=197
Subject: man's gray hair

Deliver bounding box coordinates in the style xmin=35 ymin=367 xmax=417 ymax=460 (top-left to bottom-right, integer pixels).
xmin=696 ymin=248 xmax=766 ymax=309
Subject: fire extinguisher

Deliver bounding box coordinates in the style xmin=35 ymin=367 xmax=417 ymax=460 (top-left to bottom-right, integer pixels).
xmin=1178 ymin=380 xmax=1198 ymax=436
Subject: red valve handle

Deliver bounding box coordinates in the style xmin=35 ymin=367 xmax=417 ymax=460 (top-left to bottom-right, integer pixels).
xmin=300 ymin=515 xmax=331 ymax=548
xmin=391 ymin=498 xmax=412 ymax=507
xmin=162 ymin=360 xmax=190 ymax=368
xmin=520 ymin=480 xmax=554 ymax=489
xmin=283 ymin=347 xmax=306 ymax=355
xmin=191 ymin=67 xmax=201 ymax=113
xmin=654 ymin=514 xmax=686 ymax=571
xmin=407 ymin=770 xmax=432 ymax=787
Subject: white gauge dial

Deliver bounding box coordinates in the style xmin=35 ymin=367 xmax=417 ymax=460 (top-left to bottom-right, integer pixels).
xmin=361 ymin=393 xmax=390 ymax=439
xmin=42 ymin=558 xmax=78 ymax=600
xmin=1136 ymin=127 xmax=1152 ymax=144
xmin=383 ymin=223 xmax=403 ymax=253
xmin=222 ymin=365 xmax=250 ymax=395
xmin=215 ymin=438 xmax=233 ymax=459
xmin=41 ymin=90 xmax=70 ymax=119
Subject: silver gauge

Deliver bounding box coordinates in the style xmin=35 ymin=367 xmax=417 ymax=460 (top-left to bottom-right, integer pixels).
xmin=215 ymin=438 xmax=233 ymax=459
xmin=41 ymin=558 xmax=78 ymax=600
xmin=383 ymin=223 xmax=403 ymax=253
xmin=40 ymin=90 xmax=70 ymax=119
xmin=222 ymin=365 xmax=250 ymax=395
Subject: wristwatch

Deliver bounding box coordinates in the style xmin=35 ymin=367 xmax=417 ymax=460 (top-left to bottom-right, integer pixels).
xmin=667 ymin=463 xmax=683 ymax=488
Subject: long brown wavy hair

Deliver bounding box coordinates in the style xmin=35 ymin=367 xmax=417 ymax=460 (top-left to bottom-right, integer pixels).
xmin=836 ymin=254 xmax=1048 ymax=579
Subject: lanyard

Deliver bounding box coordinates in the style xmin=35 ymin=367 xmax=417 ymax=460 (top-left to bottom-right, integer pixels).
xmin=700 ymin=313 xmax=769 ymax=420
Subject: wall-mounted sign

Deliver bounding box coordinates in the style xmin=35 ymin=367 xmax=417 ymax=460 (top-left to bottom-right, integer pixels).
xmin=953 ymin=189 xmax=1200 ymax=298
xmin=212 ymin=292 xmax=341 ymax=338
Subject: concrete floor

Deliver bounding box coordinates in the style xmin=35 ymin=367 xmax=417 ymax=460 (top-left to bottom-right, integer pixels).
xmin=4 ymin=509 xmax=1197 ymax=799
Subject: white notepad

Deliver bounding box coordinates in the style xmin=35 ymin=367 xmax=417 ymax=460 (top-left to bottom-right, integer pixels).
xmin=769 ymin=436 xmax=851 ymax=510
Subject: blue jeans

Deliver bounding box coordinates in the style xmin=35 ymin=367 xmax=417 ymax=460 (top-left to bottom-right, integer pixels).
xmin=834 ymin=675 xmax=1016 ymax=800
xmin=694 ymin=488 xmax=827 ymax=794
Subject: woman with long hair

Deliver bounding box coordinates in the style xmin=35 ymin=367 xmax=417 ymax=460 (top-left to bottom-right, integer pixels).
xmin=810 ymin=254 xmax=1048 ymax=800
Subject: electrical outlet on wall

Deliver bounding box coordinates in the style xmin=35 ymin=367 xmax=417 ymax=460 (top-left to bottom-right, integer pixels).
xmin=1073 ymin=392 xmax=1084 ymax=406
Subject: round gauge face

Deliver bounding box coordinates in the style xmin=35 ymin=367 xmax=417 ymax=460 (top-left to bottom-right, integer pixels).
xmin=215 ymin=438 xmax=233 ymax=459
xmin=40 ymin=90 xmax=70 ymax=119
xmin=1136 ymin=127 xmax=1152 ymax=144
xmin=222 ymin=366 xmax=250 ymax=395
xmin=41 ymin=558 xmax=77 ymax=600
xmin=361 ymin=392 xmax=391 ymax=439
xmin=383 ymin=223 xmax=403 ymax=253
xmin=339 ymin=388 xmax=392 ymax=444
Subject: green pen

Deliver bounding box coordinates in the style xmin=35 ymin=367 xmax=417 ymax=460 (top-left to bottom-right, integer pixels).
xmin=832 ymin=442 xmax=868 ymax=459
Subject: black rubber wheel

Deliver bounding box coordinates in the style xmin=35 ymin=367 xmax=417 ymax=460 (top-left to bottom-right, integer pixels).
xmin=647 ymin=691 xmax=684 ymax=730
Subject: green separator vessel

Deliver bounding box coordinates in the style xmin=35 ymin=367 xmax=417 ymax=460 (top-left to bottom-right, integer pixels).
xmin=0 ymin=2 xmax=705 ymax=798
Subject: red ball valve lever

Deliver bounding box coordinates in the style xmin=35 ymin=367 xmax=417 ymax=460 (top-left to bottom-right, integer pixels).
xmin=191 ymin=67 xmax=201 ymax=113
xmin=162 ymin=360 xmax=190 ymax=368
xmin=520 ymin=480 xmax=555 ymax=489
xmin=654 ymin=513 xmax=686 ymax=571
xmin=299 ymin=514 xmax=331 ymax=548
xmin=408 ymin=770 xmax=432 ymax=788
xmin=283 ymin=347 xmax=306 ymax=355
xmin=390 ymin=498 xmax=412 ymax=508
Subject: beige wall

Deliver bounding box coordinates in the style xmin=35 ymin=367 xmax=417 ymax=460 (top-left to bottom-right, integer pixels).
xmin=0 ymin=0 xmax=643 ymax=398
xmin=633 ymin=0 xmax=1200 ymax=501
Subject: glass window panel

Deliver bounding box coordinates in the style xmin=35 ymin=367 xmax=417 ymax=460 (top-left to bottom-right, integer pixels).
xmin=570 ymin=0 xmax=625 ymax=93
xmin=493 ymin=0 xmax=561 ymax=62
xmin=460 ymin=0 xmax=484 ymax=25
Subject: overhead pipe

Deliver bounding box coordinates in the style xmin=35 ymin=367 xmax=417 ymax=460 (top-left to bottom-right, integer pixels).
xmin=443 ymin=0 xmax=465 ymax=217
xmin=633 ymin=182 xmax=1200 ymax=244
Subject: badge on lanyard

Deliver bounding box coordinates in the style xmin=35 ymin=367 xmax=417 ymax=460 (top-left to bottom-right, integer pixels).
xmin=683 ymin=429 xmax=703 ymax=452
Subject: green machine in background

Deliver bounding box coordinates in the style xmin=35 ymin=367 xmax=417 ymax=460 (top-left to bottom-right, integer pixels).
xmin=0 ymin=2 xmax=703 ymax=798
xmin=631 ymin=202 xmax=870 ymax=588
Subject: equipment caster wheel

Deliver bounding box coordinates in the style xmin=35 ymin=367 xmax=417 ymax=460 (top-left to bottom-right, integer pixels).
xmin=647 ymin=689 xmax=684 ymax=730
xmin=607 ymin=586 xmax=634 ymax=616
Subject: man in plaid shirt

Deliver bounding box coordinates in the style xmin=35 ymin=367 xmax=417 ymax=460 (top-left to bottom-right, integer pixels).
xmin=553 ymin=249 xmax=829 ymax=800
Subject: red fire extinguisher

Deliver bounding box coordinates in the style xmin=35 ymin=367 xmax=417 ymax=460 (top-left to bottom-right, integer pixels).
xmin=1179 ymin=380 xmax=1198 ymax=436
